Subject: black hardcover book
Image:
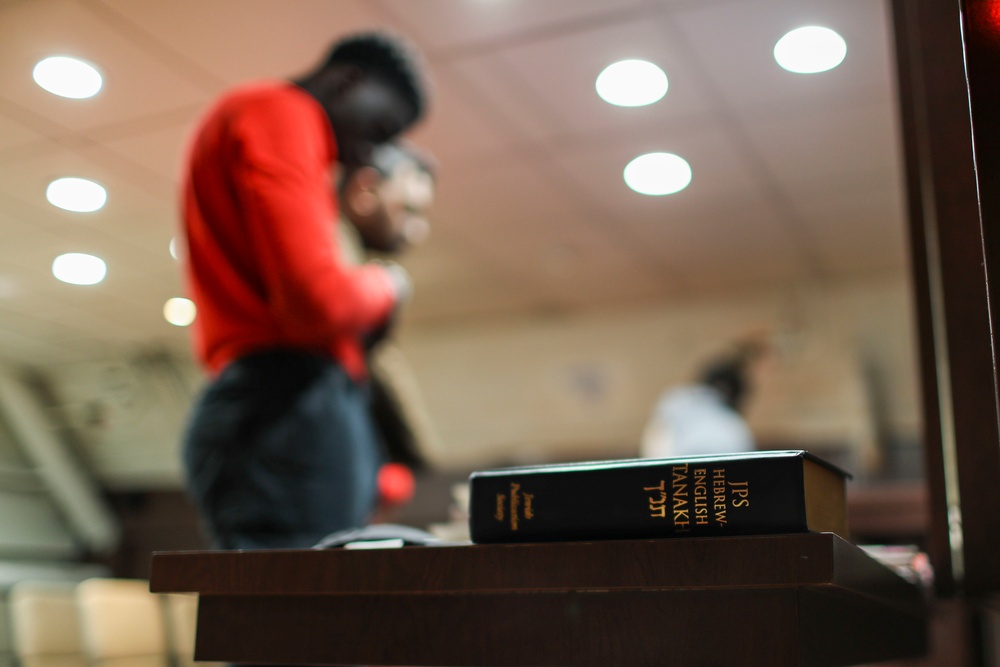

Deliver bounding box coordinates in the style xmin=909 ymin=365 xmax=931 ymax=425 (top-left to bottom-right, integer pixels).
xmin=468 ymin=450 xmax=850 ymax=544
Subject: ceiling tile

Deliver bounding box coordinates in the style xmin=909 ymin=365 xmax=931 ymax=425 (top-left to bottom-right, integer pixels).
xmin=0 ymin=107 xmax=48 ymax=154
xmin=96 ymin=0 xmax=389 ymax=84
xmin=552 ymin=115 xmax=766 ymax=223
xmin=0 ymin=0 xmax=911 ymax=368
xmin=671 ymin=0 xmax=894 ymax=114
xmin=550 ymin=113 xmax=824 ymax=285
xmin=739 ymin=94 xmax=901 ymax=197
xmin=0 ymin=147 xmax=165 ymax=228
xmin=455 ymin=14 xmax=716 ymax=142
xmin=402 ymin=64 xmax=515 ymax=167
xmin=397 ymin=233 xmax=485 ymax=290
xmin=793 ymin=183 xmax=909 ymax=275
xmin=381 ymin=0 xmax=650 ymax=54
xmin=0 ymin=0 xmax=212 ymax=132
xmin=95 ymin=117 xmax=195 ymax=184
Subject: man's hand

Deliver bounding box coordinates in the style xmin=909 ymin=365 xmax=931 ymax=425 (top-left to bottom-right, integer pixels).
xmin=363 ymin=261 xmax=411 ymax=350
xmin=381 ymin=261 xmax=412 ymax=304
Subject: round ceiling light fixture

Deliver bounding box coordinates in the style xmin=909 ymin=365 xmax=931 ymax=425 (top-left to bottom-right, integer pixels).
xmin=163 ymin=297 xmax=196 ymax=327
xmin=46 ymin=177 xmax=107 ymax=213
xmin=52 ymin=253 xmax=107 ymax=285
xmin=623 ymin=152 xmax=692 ymax=196
xmin=596 ymin=59 xmax=668 ymax=107
xmin=773 ymin=26 xmax=847 ymax=74
xmin=33 ymin=56 xmax=103 ymax=99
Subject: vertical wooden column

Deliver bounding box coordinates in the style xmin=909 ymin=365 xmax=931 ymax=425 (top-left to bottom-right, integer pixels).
xmin=891 ymin=0 xmax=959 ymax=595
xmin=892 ymin=0 xmax=1000 ymax=596
xmin=958 ymin=0 xmax=1000 ymax=595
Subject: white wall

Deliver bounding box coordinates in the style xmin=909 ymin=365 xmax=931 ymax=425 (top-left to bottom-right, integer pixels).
xmin=400 ymin=271 xmax=921 ymax=477
xmin=39 ymin=271 xmax=921 ymax=486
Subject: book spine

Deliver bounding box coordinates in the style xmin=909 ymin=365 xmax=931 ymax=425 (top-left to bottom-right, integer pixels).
xmin=469 ymin=457 xmax=809 ymax=543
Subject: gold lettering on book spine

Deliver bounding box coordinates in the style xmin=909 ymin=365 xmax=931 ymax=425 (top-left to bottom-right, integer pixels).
xmin=523 ymin=493 xmax=534 ymax=519
xmin=495 ymin=494 xmax=506 ymax=522
xmin=693 ymin=468 xmax=709 ymax=525
xmin=729 ymin=480 xmax=750 ymax=507
xmin=509 ymin=482 xmax=521 ymax=531
xmin=671 ymin=463 xmax=690 ymax=532
xmin=644 ymin=479 xmax=667 ymax=518
xmin=712 ymin=467 xmax=727 ymax=524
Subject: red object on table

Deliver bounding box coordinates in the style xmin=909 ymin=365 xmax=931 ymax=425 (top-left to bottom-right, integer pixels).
xmin=378 ymin=462 xmax=415 ymax=506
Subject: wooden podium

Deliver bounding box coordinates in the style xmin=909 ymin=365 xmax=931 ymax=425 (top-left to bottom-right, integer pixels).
xmin=150 ymin=532 xmax=926 ymax=667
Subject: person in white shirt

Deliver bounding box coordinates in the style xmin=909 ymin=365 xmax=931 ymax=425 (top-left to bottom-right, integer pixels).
xmin=641 ymin=350 xmax=758 ymax=459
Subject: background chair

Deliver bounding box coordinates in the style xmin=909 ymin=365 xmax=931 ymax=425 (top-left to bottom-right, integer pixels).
xmin=163 ymin=593 xmax=221 ymax=667
xmin=8 ymin=581 xmax=88 ymax=667
xmin=75 ymin=578 xmax=168 ymax=667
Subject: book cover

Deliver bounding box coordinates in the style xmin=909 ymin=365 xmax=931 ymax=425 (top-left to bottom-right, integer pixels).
xmin=468 ymin=450 xmax=850 ymax=544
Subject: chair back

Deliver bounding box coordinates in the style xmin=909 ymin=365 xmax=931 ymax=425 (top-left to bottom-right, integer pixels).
xmin=75 ymin=578 xmax=168 ymax=667
xmin=9 ymin=581 xmax=88 ymax=667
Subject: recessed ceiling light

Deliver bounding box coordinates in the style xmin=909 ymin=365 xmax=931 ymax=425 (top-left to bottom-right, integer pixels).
xmin=773 ymin=26 xmax=847 ymax=74
xmin=52 ymin=253 xmax=107 ymax=286
xmin=46 ymin=177 xmax=107 ymax=213
xmin=623 ymin=152 xmax=692 ymax=196
xmin=596 ymin=59 xmax=668 ymax=107
xmin=163 ymin=297 xmax=196 ymax=327
xmin=33 ymin=56 xmax=103 ymax=99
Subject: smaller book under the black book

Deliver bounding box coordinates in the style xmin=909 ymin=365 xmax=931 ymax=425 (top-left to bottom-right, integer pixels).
xmin=468 ymin=450 xmax=851 ymax=544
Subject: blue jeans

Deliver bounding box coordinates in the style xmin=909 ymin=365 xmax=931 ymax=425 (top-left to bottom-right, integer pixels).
xmin=182 ymin=349 xmax=380 ymax=550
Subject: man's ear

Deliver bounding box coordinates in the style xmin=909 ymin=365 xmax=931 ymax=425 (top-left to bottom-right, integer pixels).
xmin=344 ymin=167 xmax=382 ymax=218
xmin=325 ymin=63 xmax=366 ymax=98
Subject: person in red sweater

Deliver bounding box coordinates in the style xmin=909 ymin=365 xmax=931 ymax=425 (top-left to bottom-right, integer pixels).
xmin=180 ymin=32 xmax=429 ymax=550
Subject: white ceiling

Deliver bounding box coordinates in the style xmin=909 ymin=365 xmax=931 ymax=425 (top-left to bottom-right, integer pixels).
xmin=0 ymin=0 xmax=908 ymax=368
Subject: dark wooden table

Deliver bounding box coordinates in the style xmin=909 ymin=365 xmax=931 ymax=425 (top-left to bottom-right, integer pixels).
xmin=150 ymin=532 xmax=927 ymax=666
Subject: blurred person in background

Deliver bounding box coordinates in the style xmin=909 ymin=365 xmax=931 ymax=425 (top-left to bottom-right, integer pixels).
xmin=179 ymin=32 xmax=430 ymax=550
xmin=641 ymin=338 xmax=768 ymax=459
xmin=338 ymin=141 xmax=441 ymax=519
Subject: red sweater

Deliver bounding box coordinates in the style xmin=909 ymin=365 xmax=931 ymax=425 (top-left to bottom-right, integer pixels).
xmin=181 ymin=82 xmax=397 ymax=379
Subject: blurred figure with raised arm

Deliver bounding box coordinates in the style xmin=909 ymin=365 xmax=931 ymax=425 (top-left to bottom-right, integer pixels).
xmin=179 ymin=32 xmax=430 ymax=550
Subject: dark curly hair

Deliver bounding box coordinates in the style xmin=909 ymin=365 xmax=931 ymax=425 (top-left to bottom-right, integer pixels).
xmin=323 ymin=31 xmax=429 ymax=125
xmin=369 ymin=141 xmax=437 ymax=178
xmin=701 ymin=360 xmax=745 ymax=410
xmin=338 ymin=141 xmax=436 ymax=195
